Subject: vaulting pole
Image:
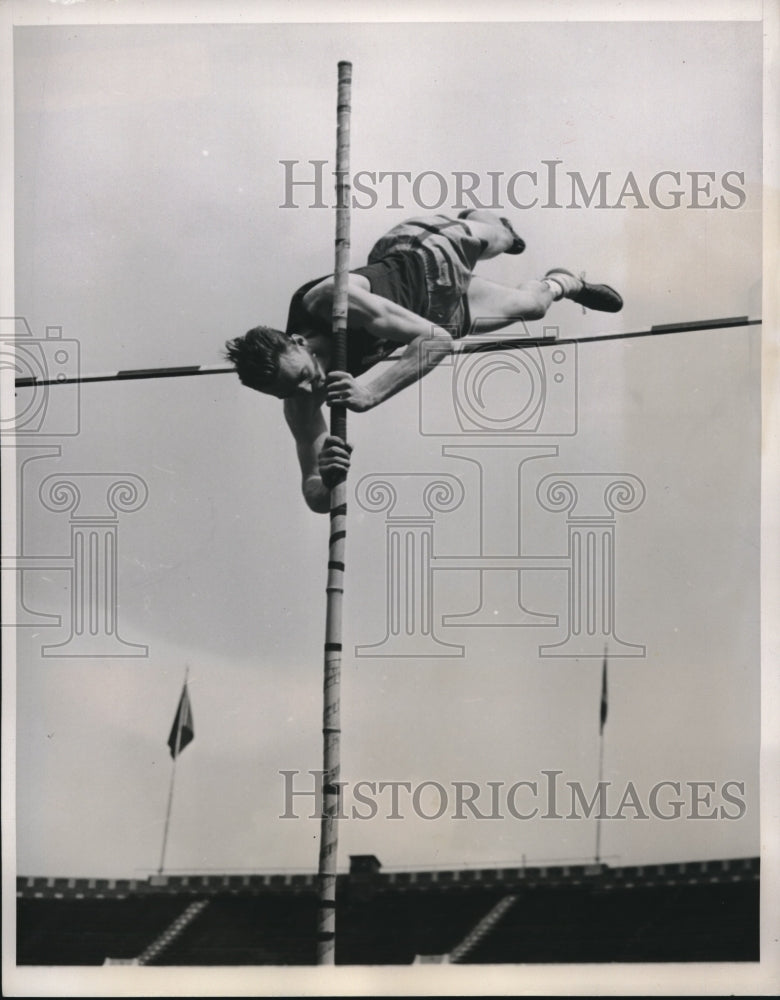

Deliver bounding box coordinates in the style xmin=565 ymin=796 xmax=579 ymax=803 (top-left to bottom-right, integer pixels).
xmin=316 ymin=59 xmax=352 ymax=967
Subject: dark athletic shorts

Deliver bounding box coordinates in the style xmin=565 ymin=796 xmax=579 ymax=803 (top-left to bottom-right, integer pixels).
xmin=364 ymin=215 xmax=484 ymax=333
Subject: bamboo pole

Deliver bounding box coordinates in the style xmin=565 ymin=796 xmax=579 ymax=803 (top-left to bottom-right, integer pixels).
xmin=316 ymin=59 xmax=352 ymax=967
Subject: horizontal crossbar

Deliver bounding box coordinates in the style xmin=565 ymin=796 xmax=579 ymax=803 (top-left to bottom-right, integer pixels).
xmin=13 ymin=317 xmax=760 ymax=388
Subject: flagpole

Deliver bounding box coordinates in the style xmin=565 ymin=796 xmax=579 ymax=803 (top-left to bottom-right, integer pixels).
xmin=595 ymin=648 xmax=607 ymax=865
xmin=158 ymin=666 xmax=189 ymax=875
xmin=595 ymin=719 xmax=605 ymax=865
xmin=158 ymin=755 xmax=178 ymax=875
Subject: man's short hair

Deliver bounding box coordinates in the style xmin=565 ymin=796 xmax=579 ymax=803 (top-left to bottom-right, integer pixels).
xmin=224 ymin=326 xmax=291 ymax=392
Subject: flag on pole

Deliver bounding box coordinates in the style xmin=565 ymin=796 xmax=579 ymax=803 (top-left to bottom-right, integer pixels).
xmin=167 ymin=683 xmax=194 ymax=758
xmin=599 ymin=654 xmax=608 ymax=734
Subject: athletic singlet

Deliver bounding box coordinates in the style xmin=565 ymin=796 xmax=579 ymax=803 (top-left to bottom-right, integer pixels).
xmin=285 ymin=252 xmax=431 ymax=377
xmin=285 ymin=217 xmax=480 ymax=377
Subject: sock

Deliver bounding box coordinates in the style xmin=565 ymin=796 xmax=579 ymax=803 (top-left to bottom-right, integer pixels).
xmin=544 ymin=270 xmax=583 ymax=300
xmin=544 ymin=278 xmax=566 ymax=300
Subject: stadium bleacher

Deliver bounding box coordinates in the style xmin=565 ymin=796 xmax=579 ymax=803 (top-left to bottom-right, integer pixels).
xmin=17 ymin=896 xmax=186 ymax=966
xmin=16 ymin=855 xmax=759 ymax=965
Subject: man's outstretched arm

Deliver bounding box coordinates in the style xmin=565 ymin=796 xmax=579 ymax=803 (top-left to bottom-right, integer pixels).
xmin=303 ymin=279 xmax=454 ymax=412
xmin=284 ymin=397 xmax=352 ymax=513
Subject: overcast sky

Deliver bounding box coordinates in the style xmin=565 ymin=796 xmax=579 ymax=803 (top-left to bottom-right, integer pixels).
xmin=8 ymin=12 xmax=765 ymax=883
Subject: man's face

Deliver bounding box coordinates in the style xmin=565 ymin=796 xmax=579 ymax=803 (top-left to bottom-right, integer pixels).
xmin=263 ymin=339 xmax=326 ymax=399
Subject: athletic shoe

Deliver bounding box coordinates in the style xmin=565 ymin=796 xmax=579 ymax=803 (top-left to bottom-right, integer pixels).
xmin=545 ymin=268 xmax=623 ymax=313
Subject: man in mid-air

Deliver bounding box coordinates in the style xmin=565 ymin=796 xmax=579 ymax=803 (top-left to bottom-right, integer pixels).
xmin=225 ymin=210 xmax=622 ymax=513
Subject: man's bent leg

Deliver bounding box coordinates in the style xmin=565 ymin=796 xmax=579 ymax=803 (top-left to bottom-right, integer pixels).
xmin=466 ymin=276 xmax=555 ymax=334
